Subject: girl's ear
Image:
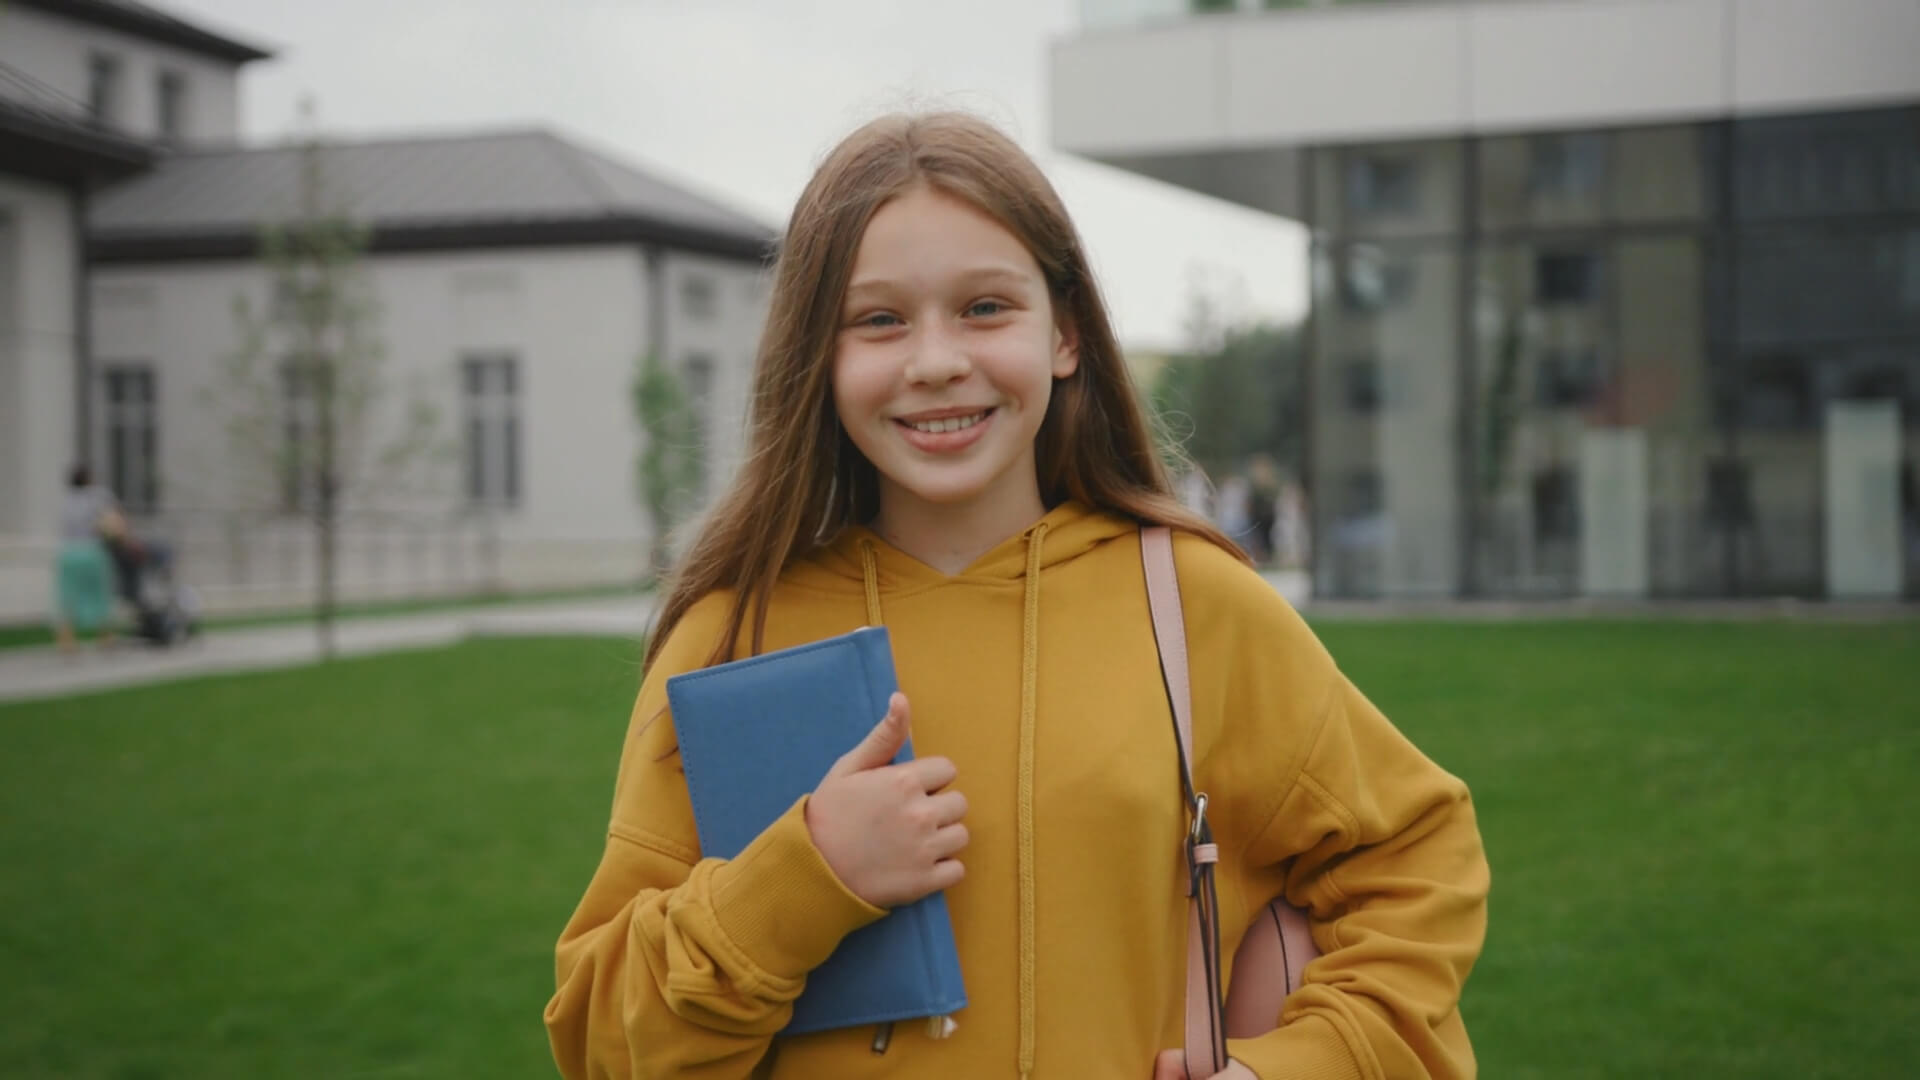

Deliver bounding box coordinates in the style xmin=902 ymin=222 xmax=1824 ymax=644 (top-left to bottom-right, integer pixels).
xmin=1051 ymin=312 xmax=1080 ymax=380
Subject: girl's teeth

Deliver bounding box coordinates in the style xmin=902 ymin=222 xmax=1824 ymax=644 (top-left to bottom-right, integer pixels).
xmin=909 ymin=412 xmax=985 ymax=434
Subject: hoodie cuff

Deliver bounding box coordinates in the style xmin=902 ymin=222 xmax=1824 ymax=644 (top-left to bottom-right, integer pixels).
xmin=1228 ymin=1016 xmax=1364 ymax=1080
xmin=709 ymin=795 xmax=888 ymax=982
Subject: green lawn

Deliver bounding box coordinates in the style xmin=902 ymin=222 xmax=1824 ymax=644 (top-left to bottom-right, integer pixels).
xmin=2 ymin=621 xmax=1917 ymax=1077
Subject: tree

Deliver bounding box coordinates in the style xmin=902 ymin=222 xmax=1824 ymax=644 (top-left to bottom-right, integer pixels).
xmin=632 ymin=351 xmax=704 ymax=580
xmin=207 ymin=102 xmax=443 ymax=657
xmin=1151 ymin=305 xmax=1305 ymax=483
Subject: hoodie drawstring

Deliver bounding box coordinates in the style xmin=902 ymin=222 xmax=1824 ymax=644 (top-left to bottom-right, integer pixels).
xmin=854 ymin=523 xmax=1050 ymax=1079
xmin=858 ymin=540 xmax=884 ymax=626
xmin=1017 ymin=521 xmax=1047 ymax=1080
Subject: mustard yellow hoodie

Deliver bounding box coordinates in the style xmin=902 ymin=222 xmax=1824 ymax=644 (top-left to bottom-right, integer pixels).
xmin=546 ymin=502 xmax=1489 ymax=1079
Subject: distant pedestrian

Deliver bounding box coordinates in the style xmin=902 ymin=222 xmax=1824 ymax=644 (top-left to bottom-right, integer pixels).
xmin=53 ymin=464 xmax=121 ymax=654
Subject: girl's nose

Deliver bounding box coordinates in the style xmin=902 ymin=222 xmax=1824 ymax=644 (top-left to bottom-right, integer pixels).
xmin=904 ymin=326 xmax=971 ymax=386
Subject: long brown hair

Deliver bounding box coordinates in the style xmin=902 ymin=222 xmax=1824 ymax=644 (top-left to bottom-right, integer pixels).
xmin=645 ymin=111 xmax=1245 ymax=671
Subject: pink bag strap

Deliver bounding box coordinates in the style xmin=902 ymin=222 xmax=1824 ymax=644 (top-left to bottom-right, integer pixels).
xmin=1141 ymin=526 xmax=1229 ymax=1079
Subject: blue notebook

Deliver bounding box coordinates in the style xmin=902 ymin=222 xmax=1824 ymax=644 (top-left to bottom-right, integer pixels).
xmin=664 ymin=626 xmax=968 ymax=1035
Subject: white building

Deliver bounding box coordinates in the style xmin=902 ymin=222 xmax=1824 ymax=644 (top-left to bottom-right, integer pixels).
xmin=1053 ymin=0 xmax=1920 ymax=601
xmin=2 ymin=1 xmax=772 ymax=620
xmin=2 ymin=0 xmax=255 ymax=617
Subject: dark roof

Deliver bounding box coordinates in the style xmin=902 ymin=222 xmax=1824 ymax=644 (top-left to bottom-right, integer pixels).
xmin=88 ymin=129 xmax=780 ymax=264
xmin=11 ymin=0 xmax=273 ymax=63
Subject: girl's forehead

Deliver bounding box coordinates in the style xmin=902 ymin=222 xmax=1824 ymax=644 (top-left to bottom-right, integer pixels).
xmin=851 ymin=186 xmax=1039 ymax=279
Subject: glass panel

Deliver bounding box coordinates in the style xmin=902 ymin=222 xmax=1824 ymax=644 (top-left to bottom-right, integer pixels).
xmin=88 ymin=54 xmax=120 ymax=123
xmin=1730 ymin=387 xmax=1823 ymax=595
xmin=108 ymin=425 xmax=128 ymax=508
xmin=1905 ymin=376 xmax=1920 ymax=599
xmin=1477 ymin=135 xmax=1532 ymax=232
xmin=1616 ymin=236 xmax=1716 ymax=595
xmin=1472 ymin=242 xmax=1613 ymax=596
xmin=1321 ymin=140 xmax=1464 ymax=240
xmin=1613 ymin=125 xmax=1711 ymax=223
xmin=1736 ymin=225 xmax=1920 ymax=353
xmin=1313 ymin=242 xmax=1461 ymax=596
xmin=137 ymin=422 xmax=158 ymax=511
xmin=1482 ymin=131 xmax=1616 ymax=231
xmin=1734 ymin=107 xmax=1920 ymax=221
xmin=503 ymin=415 xmax=520 ymax=504
xmin=466 ymin=417 xmax=486 ymax=503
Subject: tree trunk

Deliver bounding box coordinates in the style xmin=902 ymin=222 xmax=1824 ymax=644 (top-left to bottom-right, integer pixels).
xmin=313 ymin=347 xmax=338 ymax=660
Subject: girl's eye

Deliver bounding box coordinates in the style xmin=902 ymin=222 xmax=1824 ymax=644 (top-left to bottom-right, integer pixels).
xmin=857 ymin=312 xmax=902 ymax=329
xmin=966 ymin=300 xmax=1006 ymax=318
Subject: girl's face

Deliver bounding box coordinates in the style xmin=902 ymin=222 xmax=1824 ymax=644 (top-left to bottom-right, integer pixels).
xmin=833 ymin=184 xmax=1078 ymax=529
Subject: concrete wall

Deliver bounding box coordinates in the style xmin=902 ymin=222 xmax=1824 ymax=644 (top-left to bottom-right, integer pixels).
xmin=1054 ymin=0 xmax=1920 ymax=158
xmin=0 ymin=4 xmax=245 ymax=143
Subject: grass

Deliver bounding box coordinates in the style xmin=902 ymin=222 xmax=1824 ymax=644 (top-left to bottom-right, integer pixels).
xmin=1 ymin=621 xmax=1917 ymax=1077
xmin=0 ymin=637 xmax=646 ymax=1079
xmin=0 ymin=582 xmax=646 ymax=651
xmin=1311 ymin=619 xmax=1920 ymax=1078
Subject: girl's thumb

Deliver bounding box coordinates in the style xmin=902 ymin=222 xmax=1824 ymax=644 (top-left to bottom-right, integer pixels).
xmin=834 ymin=693 xmax=910 ymax=775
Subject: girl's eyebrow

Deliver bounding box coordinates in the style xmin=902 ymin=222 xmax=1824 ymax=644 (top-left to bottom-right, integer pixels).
xmin=845 ymin=265 xmax=1037 ymax=302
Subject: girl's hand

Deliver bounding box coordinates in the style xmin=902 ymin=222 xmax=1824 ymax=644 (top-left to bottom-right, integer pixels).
xmin=1152 ymin=1050 xmax=1258 ymax=1080
xmin=805 ymin=693 xmax=969 ymax=908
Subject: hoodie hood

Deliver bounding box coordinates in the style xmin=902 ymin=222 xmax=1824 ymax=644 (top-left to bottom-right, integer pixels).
xmin=795 ymin=500 xmax=1136 ymax=596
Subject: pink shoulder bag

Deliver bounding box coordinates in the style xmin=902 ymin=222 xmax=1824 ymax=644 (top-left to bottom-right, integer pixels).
xmin=1141 ymin=526 xmax=1321 ymax=1079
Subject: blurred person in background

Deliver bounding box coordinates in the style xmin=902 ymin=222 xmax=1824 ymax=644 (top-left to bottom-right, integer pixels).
xmin=1246 ymin=454 xmax=1280 ymax=566
xmin=53 ymin=464 xmax=121 ymax=654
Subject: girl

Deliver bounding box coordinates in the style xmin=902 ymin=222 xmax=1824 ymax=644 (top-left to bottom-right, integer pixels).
xmin=546 ymin=112 xmax=1489 ymax=1080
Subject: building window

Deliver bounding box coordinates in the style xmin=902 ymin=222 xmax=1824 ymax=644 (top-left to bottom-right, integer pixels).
xmin=1530 ymin=466 xmax=1579 ymax=542
xmin=1535 ymin=251 xmax=1601 ymax=306
xmin=102 ymin=365 xmax=159 ymax=513
xmin=1737 ymin=351 xmax=1816 ymax=430
xmin=1535 ymin=348 xmax=1601 ymax=408
xmin=1530 ymin=133 xmax=1608 ymax=200
xmin=1337 ymin=249 xmax=1416 ymax=313
xmin=1343 ymin=470 xmax=1382 ymax=519
xmin=682 ymin=352 xmax=714 ymax=497
xmin=279 ymin=360 xmax=323 ymax=512
xmin=1347 ymin=155 xmax=1419 ymax=217
xmin=87 ymin=53 xmax=122 ymax=124
xmin=462 ymin=353 xmax=521 ymax=508
xmin=157 ymin=70 xmax=188 ymax=142
xmin=1341 ymin=356 xmax=1381 ymax=413
xmin=681 ymin=275 xmax=717 ymax=322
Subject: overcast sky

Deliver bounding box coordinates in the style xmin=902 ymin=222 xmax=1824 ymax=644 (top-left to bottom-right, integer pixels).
xmin=162 ymin=0 xmax=1309 ymax=351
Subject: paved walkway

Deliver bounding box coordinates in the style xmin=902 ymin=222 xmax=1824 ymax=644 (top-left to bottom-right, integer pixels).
xmin=3 ymin=569 xmax=1910 ymax=706
xmin=0 ymin=595 xmax=657 ymax=706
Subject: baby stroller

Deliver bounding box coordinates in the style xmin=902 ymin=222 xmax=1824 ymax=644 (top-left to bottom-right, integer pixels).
xmin=105 ymin=531 xmax=200 ymax=646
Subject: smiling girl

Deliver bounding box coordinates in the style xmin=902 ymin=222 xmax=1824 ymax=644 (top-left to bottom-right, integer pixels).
xmin=546 ymin=112 xmax=1489 ymax=1080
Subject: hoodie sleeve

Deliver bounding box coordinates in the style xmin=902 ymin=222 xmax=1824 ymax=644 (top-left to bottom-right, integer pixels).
xmin=1173 ymin=541 xmax=1488 ymax=1080
xmin=1226 ymin=670 xmax=1489 ymax=1080
xmin=544 ymin=600 xmax=888 ymax=1079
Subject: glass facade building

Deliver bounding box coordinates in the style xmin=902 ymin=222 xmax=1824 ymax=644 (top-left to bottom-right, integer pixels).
xmin=1056 ymin=0 xmax=1918 ymax=599
xmin=1306 ymin=106 xmax=1918 ymax=598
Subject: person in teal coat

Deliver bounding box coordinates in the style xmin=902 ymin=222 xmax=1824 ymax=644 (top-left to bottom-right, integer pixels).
xmin=54 ymin=464 xmax=120 ymax=653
